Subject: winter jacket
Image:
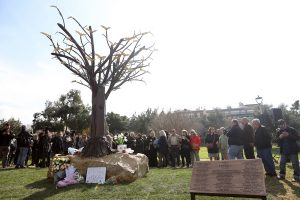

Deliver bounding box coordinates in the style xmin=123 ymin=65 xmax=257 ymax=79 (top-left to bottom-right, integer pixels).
xmin=275 ymin=126 xmax=299 ymax=155
xmin=190 ymin=134 xmax=201 ymax=151
xmin=17 ymin=130 xmax=32 ymax=147
xmin=227 ymin=125 xmax=244 ymax=145
xmin=205 ymin=133 xmax=219 ymax=153
xmin=243 ymin=124 xmax=254 ymax=145
xmin=254 ymin=125 xmax=272 ymax=150
xmin=157 ymin=136 xmax=168 ymax=154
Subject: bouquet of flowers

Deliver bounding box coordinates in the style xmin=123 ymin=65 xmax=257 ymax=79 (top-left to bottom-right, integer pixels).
xmin=52 ymin=156 xmax=71 ymax=173
xmin=114 ymin=133 xmax=128 ymax=145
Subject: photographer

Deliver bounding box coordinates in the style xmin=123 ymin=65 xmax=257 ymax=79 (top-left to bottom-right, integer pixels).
xmin=276 ymin=119 xmax=300 ymax=182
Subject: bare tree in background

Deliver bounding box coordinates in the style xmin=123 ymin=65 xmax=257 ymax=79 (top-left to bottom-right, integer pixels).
xmin=42 ymin=6 xmax=155 ymax=157
xmin=150 ymin=111 xmax=203 ymax=135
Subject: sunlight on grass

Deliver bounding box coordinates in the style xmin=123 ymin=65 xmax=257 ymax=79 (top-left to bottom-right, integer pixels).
xmin=0 ymin=147 xmax=299 ymax=200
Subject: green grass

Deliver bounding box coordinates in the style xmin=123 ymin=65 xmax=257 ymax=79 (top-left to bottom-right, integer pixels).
xmin=0 ymin=147 xmax=299 ymax=200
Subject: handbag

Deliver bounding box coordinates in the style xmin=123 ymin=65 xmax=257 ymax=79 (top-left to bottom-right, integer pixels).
xmin=206 ymin=134 xmax=216 ymax=149
xmin=206 ymin=143 xmax=213 ymax=149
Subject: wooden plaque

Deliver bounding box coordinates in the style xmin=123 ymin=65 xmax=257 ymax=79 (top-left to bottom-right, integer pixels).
xmin=190 ymin=159 xmax=267 ymax=198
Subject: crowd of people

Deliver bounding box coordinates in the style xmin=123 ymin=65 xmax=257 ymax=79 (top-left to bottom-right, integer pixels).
xmin=0 ymin=117 xmax=299 ymax=182
xmin=0 ymin=124 xmax=88 ymax=169
xmin=117 ymin=117 xmax=299 ymax=182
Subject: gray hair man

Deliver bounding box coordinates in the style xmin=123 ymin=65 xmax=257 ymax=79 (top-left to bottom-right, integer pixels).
xmin=252 ymin=118 xmax=276 ymax=177
xmin=241 ymin=117 xmax=255 ymax=159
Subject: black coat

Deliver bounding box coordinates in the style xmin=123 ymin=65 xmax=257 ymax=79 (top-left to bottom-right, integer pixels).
xmin=135 ymin=138 xmax=144 ymax=154
xmin=276 ymin=126 xmax=299 ymax=155
xmin=51 ymin=136 xmax=64 ymax=154
xmin=0 ymin=129 xmax=13 ymax=146
xmin=254 ymin=125 xmax=272 ymax=150
xmin=227 ymin=125 xmax=244 ymax=146
xmin=243 ymin=124 xmax=254 ymax=145
xmin=157 ymin=136 xmax=168 ymax=154
xmin=17 ymin=131 xmax=32 ymax=147
xmin=205 ymin=133 xmax=219 ymax=153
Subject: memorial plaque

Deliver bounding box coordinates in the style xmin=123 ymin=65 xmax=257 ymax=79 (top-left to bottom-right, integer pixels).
xmin=86 ymin=167 xmax=106 ymax=184
xmin=190 ymin=159 xmax=267 ymax=199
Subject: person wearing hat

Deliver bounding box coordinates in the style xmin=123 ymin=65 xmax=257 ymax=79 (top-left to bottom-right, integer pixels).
xmin=276 ymin=119 xmax=300 ymax=182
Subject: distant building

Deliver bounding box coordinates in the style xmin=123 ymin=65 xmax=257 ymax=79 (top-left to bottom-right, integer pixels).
xmin=175 ymin=103 xmax=258 ymax=119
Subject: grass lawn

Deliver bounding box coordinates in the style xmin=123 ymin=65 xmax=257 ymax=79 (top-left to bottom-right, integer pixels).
xmin=0 ymin=147 xmax=299 ymax=200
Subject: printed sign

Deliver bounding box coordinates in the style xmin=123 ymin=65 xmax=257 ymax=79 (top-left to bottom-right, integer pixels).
xmin=86 ymin=167 xmax=106 ymax=184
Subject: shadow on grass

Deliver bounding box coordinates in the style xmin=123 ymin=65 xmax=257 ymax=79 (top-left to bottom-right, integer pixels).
xmin=23 ymin=179 xmax=86 ymax=200
xmin=265 ymin=177 xmax=286 ymax=197
xmin=283 ymin=180 xmax=300 ymax=198
xmin=23 ymin=179 xmax=128 ymax=200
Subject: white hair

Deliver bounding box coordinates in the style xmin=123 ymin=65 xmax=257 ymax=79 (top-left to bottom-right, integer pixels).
xmin=242 ymin=117 xmax=249 ymax=123
xmin=159 ymin=130 xmax=166 ymax=137
xmin=252 ymin=118 xmax=260 ymax=125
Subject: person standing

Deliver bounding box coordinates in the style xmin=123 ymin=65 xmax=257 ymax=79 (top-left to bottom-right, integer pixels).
xmin=227 ymin=119 xmax=244 ymax=160
xmin=16 ymin=125 xmax=32 ymax=168
xmin=189 ymin=129 xmax=201 ymax=166
xmin=205 ymin=127 xmax=219 ymax=161
xmin=252 ymin=118 xmax=276 ymax=177
xmin=145 ymin=130 xmax=158 ymax=167
xmin=180 ymin=130 xmax=192 ymax=168
xmin=276 ymin=119 xmax=300 ymax=182
xmin=167 ymin=129 xmax=180 ymax=168
xmin=0 ymin=122 xmax=13 ymax=168
xmin=157 ymin=130 xmax=168 ymax=168
xmin=51 ymin=132 xmax=64 ymax=155
xmin=218 ymin=127 xmax=229 ymax=160
xmin=241 ymin=117 xmax=255 ymax=159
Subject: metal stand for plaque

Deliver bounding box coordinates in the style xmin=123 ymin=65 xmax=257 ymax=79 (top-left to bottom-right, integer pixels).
xmin=190 ymin=193 xmax=267 ymax=200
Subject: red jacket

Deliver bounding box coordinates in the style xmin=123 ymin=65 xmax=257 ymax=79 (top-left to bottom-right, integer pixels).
xmin=190 ymin=134 xmax=201 ymax=150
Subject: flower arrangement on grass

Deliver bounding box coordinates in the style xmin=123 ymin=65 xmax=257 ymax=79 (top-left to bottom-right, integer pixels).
xmin=114 ymin=133 xmax=128 ymax=145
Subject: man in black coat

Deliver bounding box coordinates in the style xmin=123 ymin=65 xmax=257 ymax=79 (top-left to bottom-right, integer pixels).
xmin=0 ymin=122 xmax=14 ymax=168
xmin=252 ymin=118 xmax=276 ymax=177
xmin=276 ymin=119 xmax=300 ymax=182
xmin=241 ymin=117 xmax=255 ymax=159
xmin=16 ymin=125 xmax=32 ymax=168
xmin=227 ymin=119 xmax=244 ymax=160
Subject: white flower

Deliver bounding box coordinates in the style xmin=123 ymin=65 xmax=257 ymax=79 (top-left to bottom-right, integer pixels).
xmin=114 ymin=136 xmax=117 ymax=140
xmin=124 ymin=138 xmax=128 ymax=142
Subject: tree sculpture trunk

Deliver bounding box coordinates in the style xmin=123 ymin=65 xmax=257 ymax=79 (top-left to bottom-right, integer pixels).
xmin=81 ymin=85 xmax=110 ymax=157
xmin=91 ymin=86 xmax=105 ymax=138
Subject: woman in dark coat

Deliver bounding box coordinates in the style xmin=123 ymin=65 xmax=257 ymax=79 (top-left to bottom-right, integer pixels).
xmin=145 ymin=130 xmax=158 ymax=167
xmin=205 ymin=127 xmax=219 ymax=161
xmin=135 ymin=133 xmax=144 ymax=154
xmin=157 ymin=130 xmax=168 ymax=168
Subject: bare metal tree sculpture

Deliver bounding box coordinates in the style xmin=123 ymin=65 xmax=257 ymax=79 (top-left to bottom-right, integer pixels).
xmin=42 ymin=6 xmax=155 ymax=157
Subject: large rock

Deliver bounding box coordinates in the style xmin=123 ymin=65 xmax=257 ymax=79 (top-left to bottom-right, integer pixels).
xmin=68 ymin=153 xmax=149 ymax=183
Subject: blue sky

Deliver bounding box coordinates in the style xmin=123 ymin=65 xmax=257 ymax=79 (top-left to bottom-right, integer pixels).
xmin=1 ymin=0 xmax=300 ymax=124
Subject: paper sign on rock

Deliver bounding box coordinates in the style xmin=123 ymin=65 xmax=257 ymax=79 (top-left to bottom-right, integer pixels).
xmin=86 ymin=167 xmax=106 ymax=184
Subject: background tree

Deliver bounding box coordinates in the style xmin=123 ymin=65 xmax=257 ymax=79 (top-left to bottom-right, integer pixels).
xmin=150 ymin=110 xmax=203 ymax=135
xmin=42 ymin=6 xmax=155 ymax=157
xmin=279 ymin=101 xmax=300 ymax=131
xmin=129 ymin=108 xmax=157 ymax=134
xmin=53 ymin=89 xmax=91 ymax=132
xmin=106 ymin=112 xmax=129 ymax=134
xmin=32 ymin=89 xmax=90 ymax=133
